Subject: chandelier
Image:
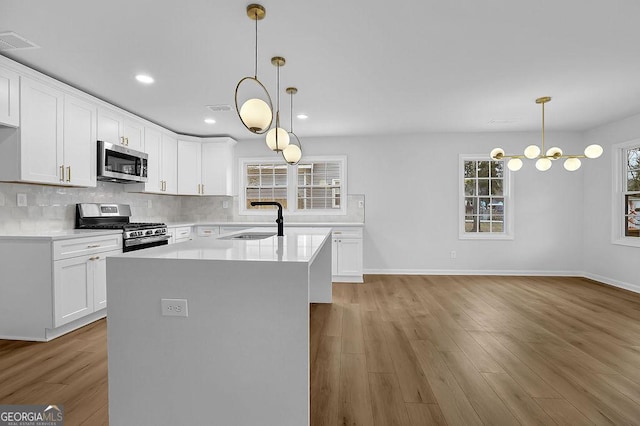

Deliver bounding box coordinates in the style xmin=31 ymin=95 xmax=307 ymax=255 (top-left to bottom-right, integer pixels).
xmin=234 ymin=4 xmax=273 ymax=134
xmin=490 ymin=97 xmax=603 ymax=171
xmin=282 ymin=87 xmax=303 ymax=164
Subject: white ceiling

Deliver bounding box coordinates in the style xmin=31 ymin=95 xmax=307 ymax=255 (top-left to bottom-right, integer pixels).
xmin=2 ymin=0 xmax=640 ymax=140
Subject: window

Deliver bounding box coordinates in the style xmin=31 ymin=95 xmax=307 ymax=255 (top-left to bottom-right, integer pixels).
xmin=240 ymin=156 xmax=346 ymax=215
xmin=613 ymin=139 xmax=640 ymax=246
xmin=460 ymin=155 xmax=513 ymax=239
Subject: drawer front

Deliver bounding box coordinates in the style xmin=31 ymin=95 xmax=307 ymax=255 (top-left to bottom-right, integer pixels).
xmin=175 ymin=226 xmax=192 ymax=240
xmin=196 ymin=226 xmax=220 ymax=237
xmin=53 ymin=234 xmax=123 ymax=260
xmin=331 ymin=227 xmax=363 ymax=239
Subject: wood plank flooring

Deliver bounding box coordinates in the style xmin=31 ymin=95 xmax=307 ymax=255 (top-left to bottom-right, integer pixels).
xmin=2 ymin=275 xmax=640 ymax=425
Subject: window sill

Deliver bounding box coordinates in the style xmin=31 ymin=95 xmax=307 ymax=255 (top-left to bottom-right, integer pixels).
xmin=459 ymin=233 xmax=514 ymax=241
xmin=612 ymin=237 xmax=640 ymax=248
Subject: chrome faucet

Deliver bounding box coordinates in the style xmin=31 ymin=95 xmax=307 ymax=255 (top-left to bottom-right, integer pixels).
xmin=250 ymin=201 xmax=284 ymax=236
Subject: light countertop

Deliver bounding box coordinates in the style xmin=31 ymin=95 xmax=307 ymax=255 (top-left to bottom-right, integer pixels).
xmin=0 ymin=229 xmax=123 ymax=241
xmin=166 ymin=221 xmax=364 ymax=228
xmin=112 ymin=227 xmax=331 ymax=263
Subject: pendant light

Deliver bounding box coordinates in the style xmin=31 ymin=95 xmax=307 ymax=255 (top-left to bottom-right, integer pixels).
xmin=234 ymin=4 xmax=273 ymax=134
xmin=282 ymin=87 xmax=303 ymax=165
xmin=490 ymin=97 xmax=603 ymax=171
xmin=265 ymin=57 xmax=290 ymax=152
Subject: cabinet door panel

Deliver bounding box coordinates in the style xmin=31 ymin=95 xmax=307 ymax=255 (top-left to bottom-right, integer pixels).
xmin=0 ymin=67 xmax=19 ymax=127
xmin=97 ymin=108 xmax=122 ymax=145
xmin=201 ymin=141 xmax=233 ymax=195
xmin=124 ymin=119 xmax=144 ymax=151
xmin=53 ymin=256 xmax=93 ymax=327
xmin=144 ymin=128 xmax=163 ymax=193
xmin=20 ymin=77 xmax=63 ymax=184
xmin=178 ymin=140 xmax=201 ymax=195
xmin=64 ymin=95 xmax=96 ymax=187
xmin=92 ymin=251 xmax=120 ymax=311
xmin=162 ymin=135 xmax=178 ymax=194
xmin=331 ymin=239 xmax=339 ymax=276
xmin=336 ymin=239 xmax=363 ymax=276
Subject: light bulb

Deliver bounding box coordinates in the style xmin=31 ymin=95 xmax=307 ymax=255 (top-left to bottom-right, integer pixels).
xmin=282 ymin=144 xmax=302 ymax=164
xmin=240 ymin=98 xmax=272 ymax=132
xmin=563 ymin=157 xmax=581 ymax=171
xmin=524 ymin=145 xmax=541 ymax=159
xmin=490 ymin=148 xmax=505 ymax=160
xmin=536 ymin=157 xmax=552 ymax=171
xmin=265 ymin=127 xmax=290 ymax=151
xmin=507 ymin=158 xmax=523 ymax=171
xmin=546 ymin=147 xmax=563 ymax=159
xmin=584 ymin=144 xmax=603 ymax=159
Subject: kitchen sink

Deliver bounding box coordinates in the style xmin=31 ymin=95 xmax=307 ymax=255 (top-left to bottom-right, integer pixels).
xmin=219 ymin=232 xmax=277 ymax=240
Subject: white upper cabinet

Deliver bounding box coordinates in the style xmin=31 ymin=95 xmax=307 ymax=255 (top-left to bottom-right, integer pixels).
xmin=126 ymin=128 xmax=177 ymax=194
xmin=63 ymin=94 xmax=96 ymax=187
xmin=97 ymin=108 xmax=144 ymax=151
xmin=0 ymin=66 xmax=19 ymax=127
xmin=0 ymin=76 xmax=96 ymax=186
xmin=178 ymin=140 xmax=203 ymax=195
xmin=202 ymin=138 xmax=235 ymax=196
xmin=176 ymin=137 xmax=235 ymax=196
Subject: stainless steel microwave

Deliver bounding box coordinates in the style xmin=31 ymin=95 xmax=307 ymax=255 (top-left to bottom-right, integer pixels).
xmin=97 ymin=141 xmax=148 ymax=183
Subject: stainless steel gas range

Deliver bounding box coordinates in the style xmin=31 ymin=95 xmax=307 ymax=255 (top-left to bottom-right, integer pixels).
xmin=75 ymin=203 xmax=169 ymax=252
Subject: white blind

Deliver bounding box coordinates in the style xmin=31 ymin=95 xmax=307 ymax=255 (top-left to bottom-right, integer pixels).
xmin=296 ymin=161 xmax=342 ymax=210
xmin=245 ymin=163 xmax=288 ymax=209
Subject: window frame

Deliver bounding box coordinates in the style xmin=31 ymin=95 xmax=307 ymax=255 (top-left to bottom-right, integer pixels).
xmin=239 ymin=155 xmax=347 ymax=216
xmin=612 ymin=139 xmax=640 ymax=247
xmin=458 ymin=154 xmax=514 ymax=240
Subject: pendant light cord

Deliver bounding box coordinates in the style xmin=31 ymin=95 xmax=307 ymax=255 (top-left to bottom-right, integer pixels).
xmin=290 ymin=91 xmax=294 ymax=133
xmin=541 ymin=101 xmax=545 ymax=154
xmin=254 ymin=11 xmax=258 ymax=79
xmin=275 ymin=63 xmax=280 ymax=150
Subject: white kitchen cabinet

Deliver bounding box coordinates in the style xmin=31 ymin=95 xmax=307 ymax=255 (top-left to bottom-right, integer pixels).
xmin=177 ymin=137 xmax=236 ymax=196
xmin=196 ymin=226 xmax=220 ymax=238
xmin=331 ymin=227 xmax=363 ymax=283
xmin=167 ymin=226 xmax=192 ymax=244
xmin=0 ymin=77 xmax=95 ymax=186
xmin=126 ymin=128 xmax=177 ymax=194
xmin=177 ymin=140 xmax=202 ymax=195
xmin=97 ymin=107 xmax=144 ymax=151
xmin=202 ymin=138 xmax=235 ymax=196
xmin=0 ymin=233 xmax=123 ymax=341
xmin=0 ymin=66 xmax=19 ymax=127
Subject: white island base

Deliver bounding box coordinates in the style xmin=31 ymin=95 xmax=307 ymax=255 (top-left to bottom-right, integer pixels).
xmin=106 ymin=228 xmax=331 ymax=426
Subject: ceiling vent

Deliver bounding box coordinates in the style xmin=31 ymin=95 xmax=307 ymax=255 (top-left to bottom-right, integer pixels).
xmin=207 ymin=104 xmax=233 ymax=113
xmin=0 ymin=31 xmax=40 ymax=51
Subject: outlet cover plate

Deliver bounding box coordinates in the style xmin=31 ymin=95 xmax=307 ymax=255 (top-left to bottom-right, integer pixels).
xmin=161 ymin=298 xmax=188 ymax=317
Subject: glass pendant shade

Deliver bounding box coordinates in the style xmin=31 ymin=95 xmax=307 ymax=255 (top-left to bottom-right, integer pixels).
xmin=536 ymin=157 xmax=552 ymax=171
xmin=490 ymin=148 xmax=505 ymax=160
xmin=282 ymin=143 xmax=302 ymax=164
xmin=563 ymin=157 xmax=581 ymax=171
xmin=266 ymin=127 xmax=290 ymax=151
xmin=240 ymin=98 xmax=272 ymax=132
xmin=524 ymin=145 xmax=541 ymax=159
xmin=507 ymin=158 xmax=523 ymax=171
xmin=584 ymin=144 xmax=603 ymax=159
xmin=546 ymin=147 xmax=563 ymax=159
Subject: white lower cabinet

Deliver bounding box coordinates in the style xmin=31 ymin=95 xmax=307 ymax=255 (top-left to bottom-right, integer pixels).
xmin=53 ymin=249 xmax=119 ymax=327
xmin=331 ymin=227 xmax=363 ymax=283
xmin=196 ymin=225 xmax=220 ymax=238
xmin=0 ymin=233 xmax=122 ymax=341
xmin=167 ymin=226 xmax=192 ymax=244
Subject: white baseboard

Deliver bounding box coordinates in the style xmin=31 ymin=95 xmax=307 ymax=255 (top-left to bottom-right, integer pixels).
xmin=363 ymin=269 xmax=639 ymax=294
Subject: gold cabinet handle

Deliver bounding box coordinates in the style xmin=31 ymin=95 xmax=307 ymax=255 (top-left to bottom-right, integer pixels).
xmin=66 ymin=166 xmax=71 ymax=182
xmin=87 ymin=244 xmax=101 ymax=248
xmin=163 ymin=181 xmax=166 ymax=191
xmin=201 ymin=184 xmax=204 ymax=194
xmin=120 ymin=136 xmax=125 ymax=145
xmin=89 ymin=256 xmax=100 ymax=261
xmin=197 ymin=184 xmax=200 ymax=194
xmin=125 ymin=137 xmax=129 ymax=146
xmin=59 ymin=165 xmax=64 ymax=182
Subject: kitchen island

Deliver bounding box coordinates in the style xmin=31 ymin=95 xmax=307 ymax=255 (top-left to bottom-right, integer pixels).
xmin=106 ymin=227 xmax=332 ymax=426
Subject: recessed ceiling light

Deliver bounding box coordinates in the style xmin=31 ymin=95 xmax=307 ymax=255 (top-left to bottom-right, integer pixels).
xmin=135 ymin=74 xmax=154 ymax=84
xmin=204 ymin=118 xmax=216 ymax=124
xmin=296 ymin=113 xmax=308 ymax=120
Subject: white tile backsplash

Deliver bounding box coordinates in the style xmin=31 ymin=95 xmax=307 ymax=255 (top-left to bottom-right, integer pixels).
xmin=0 ymin=182 xmax=364 ymax=233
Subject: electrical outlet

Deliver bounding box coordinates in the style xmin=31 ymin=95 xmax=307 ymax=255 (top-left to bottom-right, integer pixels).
xmin=450 ymin=251 xmax=457 ymax=259
xmin=161 ymin=299 xmax=188 ymax=317
xmin=222 ymin=200 xmax=229 ymax=209
xmin=17 ymin=193 xmax=27 ymax=207
xmin=358 ymin=200 xmax=364 ymax=208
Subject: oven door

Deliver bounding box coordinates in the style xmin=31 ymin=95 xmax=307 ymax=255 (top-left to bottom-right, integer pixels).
xmin=98 ymin=141 xmax=148 ymax=183
xmin=123 ymin=235 xmax=170 ymax=252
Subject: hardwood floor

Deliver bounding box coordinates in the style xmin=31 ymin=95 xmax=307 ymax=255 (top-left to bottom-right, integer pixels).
xmin=2 ymin=275 xmax=640 ymax=425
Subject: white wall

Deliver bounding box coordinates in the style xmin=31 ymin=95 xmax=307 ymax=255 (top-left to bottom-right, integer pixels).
xmin=236 ymin=131 xmax=586 ymax=275
xmin=583 ymin=113 xmax=640 ymax=292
